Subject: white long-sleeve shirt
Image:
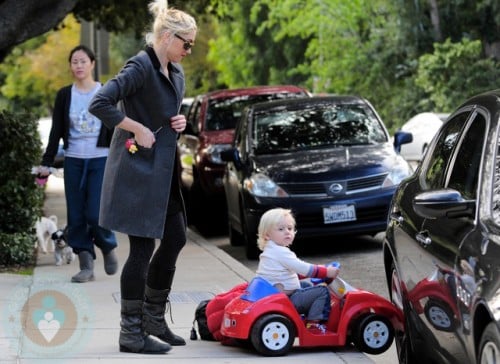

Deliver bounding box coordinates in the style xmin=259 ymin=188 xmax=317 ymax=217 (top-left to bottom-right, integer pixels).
xmin=256 ymin=240 xmax=326 ymax=291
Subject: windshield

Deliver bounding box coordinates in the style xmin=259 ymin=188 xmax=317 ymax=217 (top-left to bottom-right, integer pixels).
xmin=253 ymin=103 xmax=387 ymax=154
xmin=205 ymin=92 xmax=304 ymax=131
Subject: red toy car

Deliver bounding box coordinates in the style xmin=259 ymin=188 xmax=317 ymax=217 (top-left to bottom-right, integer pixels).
xmin=221 ymin=273 xmax=403 ymax=356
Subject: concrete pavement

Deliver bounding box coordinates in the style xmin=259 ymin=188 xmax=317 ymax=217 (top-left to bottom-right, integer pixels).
xmin=0 ymin=175 xmax=374 ymax=363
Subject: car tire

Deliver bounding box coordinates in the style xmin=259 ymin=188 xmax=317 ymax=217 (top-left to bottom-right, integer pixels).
xmin=243 ymin=223 xmax=260 ymax=260
xmin=352 ymin=313 xmax=394 ymax=354
xmin=239 ymin=210 xmax=260 ymax=259
xmin=189 ymin=180 xmax=216 ymax=236
xmin=228 ymin=223 xmax=244 ymax=246
xmin=479 ymin=322 xmax=500 ymax=364
xmin=250 ymin=314 xmax=295 ymax=356
xmin=187 ymin=181 xmax=203 ymax=225
xmin=390 ymin=262 xmax=419 ymax=364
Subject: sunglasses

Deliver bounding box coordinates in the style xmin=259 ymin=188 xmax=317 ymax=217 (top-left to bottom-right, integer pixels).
xmin=174 ymin=34 xmax=193 ymax=51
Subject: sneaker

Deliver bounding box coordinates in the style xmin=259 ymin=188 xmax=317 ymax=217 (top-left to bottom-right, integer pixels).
xmin=306 ymin=322 xmax=327 ymax=334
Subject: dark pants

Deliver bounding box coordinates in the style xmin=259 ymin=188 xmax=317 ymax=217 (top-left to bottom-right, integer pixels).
xmin=120 ymin=212 xmax=187 ymax=300
xmin=64 ymin=156 xmax=117 ymax=258
xmin=289 ymin=285 xmax=331 ymax=321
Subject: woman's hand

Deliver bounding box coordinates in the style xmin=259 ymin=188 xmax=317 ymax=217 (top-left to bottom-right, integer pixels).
xmin=134 ymin=125 xmax=156 ymax=148
xmin=170 ymin=114 xmax=187 ymax=133
xmin=38 ymin=166 xmax=51 ymax=177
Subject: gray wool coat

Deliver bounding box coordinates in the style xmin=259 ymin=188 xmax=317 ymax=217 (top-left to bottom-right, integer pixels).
xmin=89 ymin=47 xmax=185 ymax=239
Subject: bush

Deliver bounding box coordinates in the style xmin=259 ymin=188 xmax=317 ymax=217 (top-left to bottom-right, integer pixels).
xmin=0 ymin=232 xmax=36 ymax=268
xmin=415 ymin=39 xmax=500 ymax=111
xmin=0 ymin=110 xmax=44 ymax=267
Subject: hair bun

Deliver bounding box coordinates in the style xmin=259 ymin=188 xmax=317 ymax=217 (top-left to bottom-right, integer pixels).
xmin=148 ymin=0 xmax=168 ymax=17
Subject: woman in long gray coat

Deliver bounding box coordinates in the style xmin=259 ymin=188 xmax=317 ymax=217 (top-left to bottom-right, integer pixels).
xmin=89 ymin=0 xmax=197 ymax=355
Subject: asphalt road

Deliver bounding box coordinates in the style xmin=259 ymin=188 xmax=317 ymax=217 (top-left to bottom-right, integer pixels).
xmin=203 ymin=231 xmax=399 ymax=364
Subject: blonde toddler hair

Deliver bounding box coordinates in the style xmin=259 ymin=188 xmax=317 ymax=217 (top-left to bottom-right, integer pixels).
xmin=257 ymin=208 xmax=295 ymax=251
xmin=145 ymin=0 xmax=197 ymax=47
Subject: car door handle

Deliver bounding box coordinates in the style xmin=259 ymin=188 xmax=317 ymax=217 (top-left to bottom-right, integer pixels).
xmin=390 ymin=212 xmax=404 ymax=224
xmin=416 ymin=232 xmax=431 ymax=247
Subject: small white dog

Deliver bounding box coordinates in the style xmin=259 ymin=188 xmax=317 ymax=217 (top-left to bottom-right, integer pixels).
xmin=51 ymin=229 xmax=75 ymax=266
xmin=35 ymin=215 xmax=58 ymax=254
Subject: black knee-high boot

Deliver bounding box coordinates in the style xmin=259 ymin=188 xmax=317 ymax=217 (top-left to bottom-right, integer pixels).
xmin=119 ymin=299 xmax=171 ymax=354
xmin=142 ymin=270 xmax=186 ymax=346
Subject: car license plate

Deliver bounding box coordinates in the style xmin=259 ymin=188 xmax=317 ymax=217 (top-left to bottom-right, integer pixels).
xmin=323 ymin=204 xmax=356 ymax=224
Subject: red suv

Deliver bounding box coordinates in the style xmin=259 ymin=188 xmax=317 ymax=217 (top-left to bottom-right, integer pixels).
xmin=178 ymin=85 xmax=309 ymax=235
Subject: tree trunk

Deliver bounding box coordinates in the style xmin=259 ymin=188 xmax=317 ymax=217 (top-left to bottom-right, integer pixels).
xmin=484 ymin=40 xmax=500 ymax=60
xmin=427 ymin=0 xmax=443 ymax=42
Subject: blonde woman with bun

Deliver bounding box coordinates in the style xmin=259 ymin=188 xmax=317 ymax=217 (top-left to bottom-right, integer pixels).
xmin=89 ymin=0 xmax=197 ymax=354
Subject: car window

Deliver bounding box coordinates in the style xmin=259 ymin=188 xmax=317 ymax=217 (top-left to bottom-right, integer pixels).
xmin=252 ymin=103 xmax=386 ymax=153
xmin=189 ymin=101 xmax=201 ymax=134
xmin=423 ymin=112 xmax=469 ymax=189
xmin=492 ymin=125 xmax=500 ymax=224
xmin=205 ymin=93 xmax=304 ymax=131
xmin=237 ymin=110 xmax=249 ymax=155
xmin=447 ymin=112 xmax=486 ymax=199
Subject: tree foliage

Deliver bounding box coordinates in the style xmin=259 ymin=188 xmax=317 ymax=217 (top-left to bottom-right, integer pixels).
xmin=0 ymin=0 xmax=213 ymax=63
xmin=415 ymin=38 xmax=500 ymax=111
xmin=0 ymin=16 xmax=79 ymax=115
xmin=397 ymin=0 xmax=500 ymax=58
xmin=207 ymin=0 xmax=410 ymax=128
xmin=0 ymin=1 xmax=212 ymax=112
xmin=206 ymin=0 xmax=499 ymax=130
xmin=1 ymin=0 xmax=499 ymax=132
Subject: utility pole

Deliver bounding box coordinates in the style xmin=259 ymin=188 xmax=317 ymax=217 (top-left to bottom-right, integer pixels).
xmin=80 ymin=21 xmax=109 ymax=82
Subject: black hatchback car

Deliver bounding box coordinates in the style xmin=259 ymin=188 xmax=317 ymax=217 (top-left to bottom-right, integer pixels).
xmin=221 ymin=96 xmax=412 ymax=259
xmin=383 ymin=89 xmax=500 ymax=364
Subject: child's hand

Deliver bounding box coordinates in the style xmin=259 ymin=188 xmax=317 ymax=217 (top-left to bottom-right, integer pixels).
xmin=326 ymin=265 xmax=339 ymax=279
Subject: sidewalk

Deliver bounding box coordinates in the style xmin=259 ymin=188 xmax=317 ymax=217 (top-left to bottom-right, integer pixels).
xmin=0 ymin=176 xmax=373 ymax=363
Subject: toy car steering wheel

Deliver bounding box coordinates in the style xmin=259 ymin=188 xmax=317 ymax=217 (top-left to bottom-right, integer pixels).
xmin=310 ymin=261 xmax=340 ymax=285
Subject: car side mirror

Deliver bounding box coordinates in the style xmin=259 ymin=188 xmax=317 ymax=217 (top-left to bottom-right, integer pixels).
xmin=393 ymin=131 xmax=413 ymax=153
xmin=220 ymin=148 xmax=243 ymax=170
xmin=413 ymin=189 xmax=475 ymax=219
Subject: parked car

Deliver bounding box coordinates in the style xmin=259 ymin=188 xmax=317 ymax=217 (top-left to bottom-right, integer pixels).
xmin=178 ymin=85 xmax=310 ymax=235
xmin=221 ymin=95 xmax=412 ymax=259
xmin=399 ymin=112 xmax=449 ymax=162
xmin=180 ymin=97 xmax=194 ymax=116
xmin=383 ymin=89 xmax=500 ymax=364
xmin=37 ymin=116 xmax=64 ymax=168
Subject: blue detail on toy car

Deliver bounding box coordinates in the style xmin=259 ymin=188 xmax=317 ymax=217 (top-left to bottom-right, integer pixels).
xmin=241 ymin=277 xmax=280 ymax=302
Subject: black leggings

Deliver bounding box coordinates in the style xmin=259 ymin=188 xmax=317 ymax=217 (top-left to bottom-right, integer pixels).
xmin=120 ymin=212 xmax=186 ymax=300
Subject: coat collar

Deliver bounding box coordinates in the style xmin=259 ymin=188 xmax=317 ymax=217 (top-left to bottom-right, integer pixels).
xmin=144 ymin=46 xmax=185 ymax=111
xmin=145 ymin=46 xmax=182 ymax=76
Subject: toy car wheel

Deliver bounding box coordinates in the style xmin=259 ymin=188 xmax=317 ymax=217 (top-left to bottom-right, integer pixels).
xmin=423 ymin=299 xmax=455 ymax=332
xmin=353 ymin=313 xmax=394 ymax=355
xmin=250 ymin=314 xmax=295 ymax=356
